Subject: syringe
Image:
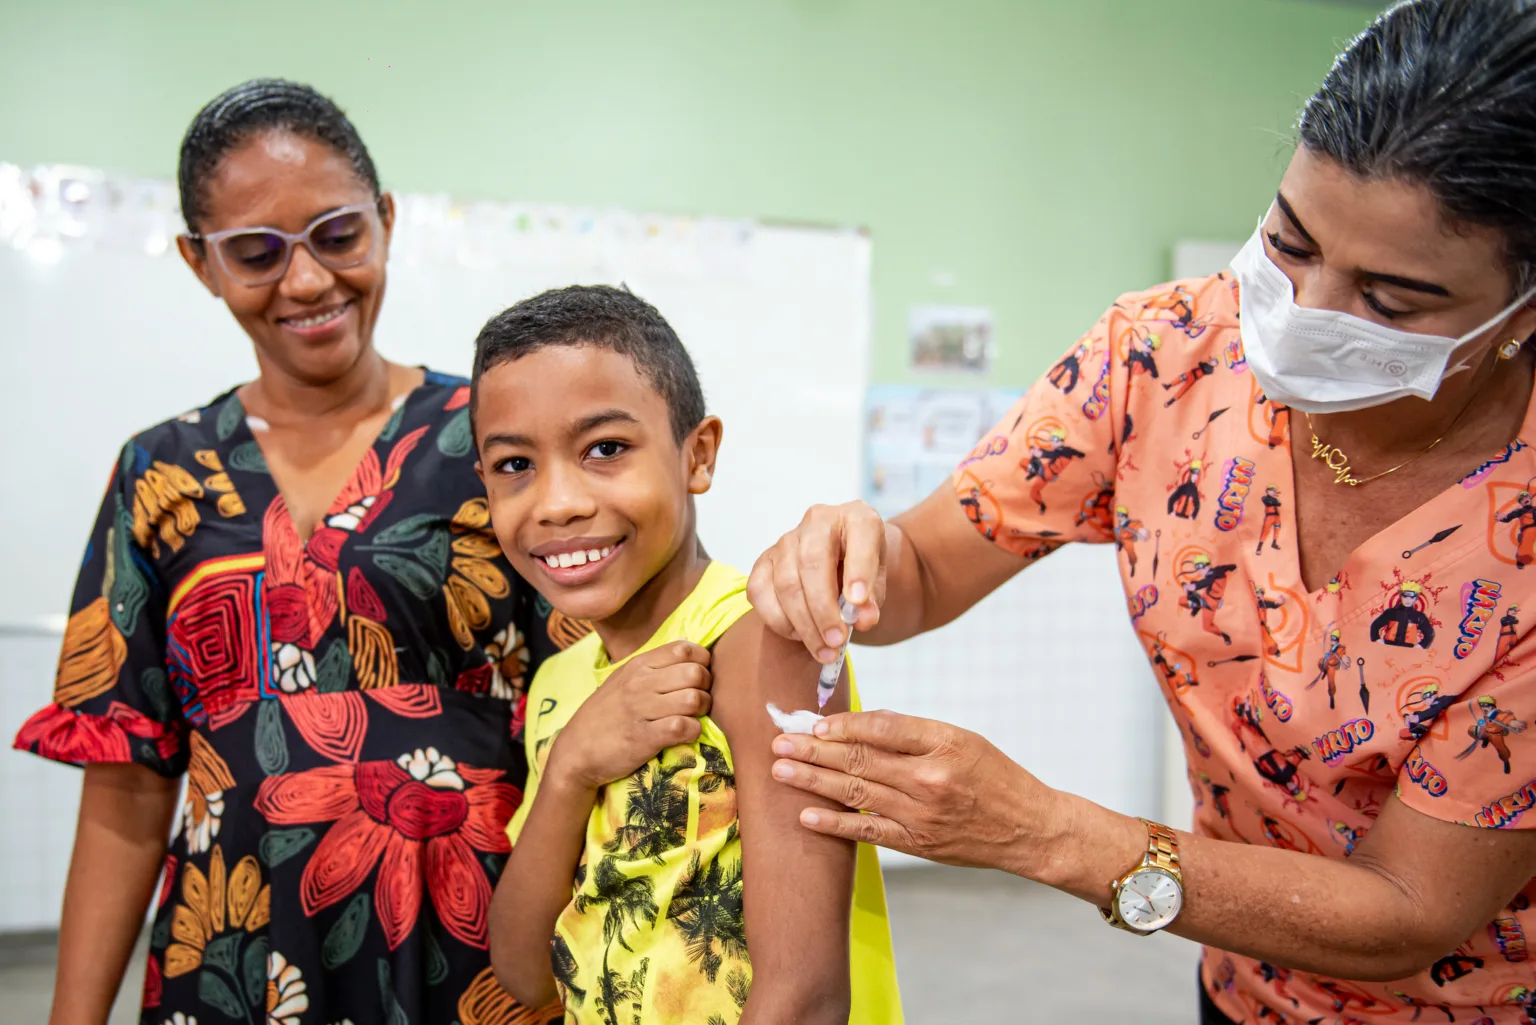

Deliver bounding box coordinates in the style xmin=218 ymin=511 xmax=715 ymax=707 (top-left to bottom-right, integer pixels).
xmin=816 ymin=597 xmax=860 ymax=710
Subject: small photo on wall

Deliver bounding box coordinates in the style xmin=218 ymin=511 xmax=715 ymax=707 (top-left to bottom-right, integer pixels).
xmin=908 ymin=305 xmax=994 ymax=375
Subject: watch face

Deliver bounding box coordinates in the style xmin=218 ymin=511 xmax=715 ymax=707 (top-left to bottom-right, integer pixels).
xmin=1116 ymin=867 xmax=1182 ymax=932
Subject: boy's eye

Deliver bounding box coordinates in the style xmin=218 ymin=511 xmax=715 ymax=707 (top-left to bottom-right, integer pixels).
xmin=587 ymin=440 xmax=626 ymax=460
xmin=496 ymin=456 xmax=532 ymax=474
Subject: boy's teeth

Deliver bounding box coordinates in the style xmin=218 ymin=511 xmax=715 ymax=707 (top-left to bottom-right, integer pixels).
xmin=541 ymin=543 xmax=618 ymax=572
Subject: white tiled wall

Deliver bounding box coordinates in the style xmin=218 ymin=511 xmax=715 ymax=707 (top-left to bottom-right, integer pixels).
xmin=0 ymin=632 xmax=78 ymax=931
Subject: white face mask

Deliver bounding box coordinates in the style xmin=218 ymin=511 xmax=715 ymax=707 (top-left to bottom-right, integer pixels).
xmin=1230 ymin=221 xmax=1533 ymax=415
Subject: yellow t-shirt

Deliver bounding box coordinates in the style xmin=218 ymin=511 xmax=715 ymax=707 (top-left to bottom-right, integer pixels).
xmin=506 ymin=562 xmax=903 ymax=1024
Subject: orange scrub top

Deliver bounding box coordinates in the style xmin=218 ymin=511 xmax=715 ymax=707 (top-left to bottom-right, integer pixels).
xmin=956 ymin=273 xmax=1536 ymax=1024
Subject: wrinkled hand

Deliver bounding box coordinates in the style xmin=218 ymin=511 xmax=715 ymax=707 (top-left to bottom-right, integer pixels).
xmin=550 ymin=640 xmax=712 ymax=791
xmin=747 ymin=500 xmax=888 ymax=663
xmin=769 ymin=710 xmax=1059 ymax=872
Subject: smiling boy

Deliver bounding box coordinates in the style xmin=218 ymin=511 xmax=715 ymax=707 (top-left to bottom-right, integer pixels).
xmin=476 ymin=286 xmax=901 ymax=1024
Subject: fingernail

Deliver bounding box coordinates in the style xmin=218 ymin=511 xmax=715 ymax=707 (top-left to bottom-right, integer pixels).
xmin=823 ymin=627 xmax=844 ymax=646
xmin=801 ymin=810 xmax=821 ymax=826
xmin=849 ymin=581 xmax=868 ymax=603
xmin=772 ymin=761 xmax=793 ymax=780
xmin=817 ymin=647 xmax=838 ymax=664
xmin=771 ymin=738 xmax=793 ymax=755
xmin=813 ymin=721 xmax=829 ymax=737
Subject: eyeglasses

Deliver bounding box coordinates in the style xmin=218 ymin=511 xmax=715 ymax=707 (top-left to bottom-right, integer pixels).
xmin=187 ymin=203 xmax=382 ymax=287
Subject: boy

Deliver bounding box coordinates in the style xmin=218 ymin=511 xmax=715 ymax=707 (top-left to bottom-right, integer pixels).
xmin=476 ymin=286 xmax=901 ymax=1024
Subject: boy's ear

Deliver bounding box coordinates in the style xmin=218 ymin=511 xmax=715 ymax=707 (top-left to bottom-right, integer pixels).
xmin=473 ymin=458 xmax=484 ymax=485
xmin=685 ymin=416 xmax=723 ymax=496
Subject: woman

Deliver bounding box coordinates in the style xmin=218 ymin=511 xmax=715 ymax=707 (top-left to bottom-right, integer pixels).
xmin=752 ymin=2 xmax=1536 ymax=1021
xmin=12 ymin=79 xmax=700 ymax=1025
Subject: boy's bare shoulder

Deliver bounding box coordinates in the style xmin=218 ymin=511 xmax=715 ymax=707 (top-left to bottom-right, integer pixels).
xmin=710 ymin=608 xmax=849 ymax=725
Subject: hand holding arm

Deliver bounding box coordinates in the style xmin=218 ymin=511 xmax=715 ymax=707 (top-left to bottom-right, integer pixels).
xmin=490 ymin=641 xmax=712 ymax=1006
xmin=772 ymin=710 xmax=1536 ymax=981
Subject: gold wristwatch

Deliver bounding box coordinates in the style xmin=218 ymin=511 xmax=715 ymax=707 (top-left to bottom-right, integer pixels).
xmin=1100 ymin=818 xmax=1184 ymax=935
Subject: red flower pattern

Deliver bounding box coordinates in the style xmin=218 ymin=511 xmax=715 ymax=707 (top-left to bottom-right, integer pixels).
xmin=254 ymin=753 xmax=518 ymax=950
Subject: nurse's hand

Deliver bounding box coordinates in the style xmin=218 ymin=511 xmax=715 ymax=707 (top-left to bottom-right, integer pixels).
xmin=769 ymin=709 xmax=1066 ymax=874
xmin=747 ymin=500 xmax=888 ymax=663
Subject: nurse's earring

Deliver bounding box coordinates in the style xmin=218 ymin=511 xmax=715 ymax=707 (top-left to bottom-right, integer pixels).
xmin=1500 ymin=338 xmax=1523 ymax=360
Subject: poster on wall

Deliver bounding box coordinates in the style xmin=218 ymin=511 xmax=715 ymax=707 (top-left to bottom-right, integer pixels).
xmin=907 ymin=305 xmax=994 ymax=374
xmin=863 ymin=385 xmax=1023 ymax=518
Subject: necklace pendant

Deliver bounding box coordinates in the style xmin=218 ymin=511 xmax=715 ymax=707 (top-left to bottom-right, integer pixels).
xmin=1309 ymin=434 xmax=1361 ymax=486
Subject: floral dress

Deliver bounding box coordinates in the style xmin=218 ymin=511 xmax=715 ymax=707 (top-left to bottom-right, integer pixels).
xmin=14 ymin=371 xmax=585 ymax=1025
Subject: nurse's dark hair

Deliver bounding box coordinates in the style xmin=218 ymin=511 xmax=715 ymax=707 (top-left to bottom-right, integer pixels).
xmin=471 ymin=284 xmax=707 ymax=445
xmin=1298 ymin=0 xmax=1536 ymax=294
xmin=177 ymin=78 xmax=380 ymax=233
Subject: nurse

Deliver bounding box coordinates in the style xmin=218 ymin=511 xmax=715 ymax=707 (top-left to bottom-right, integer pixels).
xmin=753 ymin=1 xmax=1536 ymax=1021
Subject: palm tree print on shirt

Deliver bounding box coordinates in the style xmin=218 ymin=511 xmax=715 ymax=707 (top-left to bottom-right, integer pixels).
xmin=574 ymin=857 xmax=660 ymax=952
xmin=594 ymin=951 xmax=649 ymax=1025
xmin=603 ymin=756 xmax=692 ymax=862
xmin=667 ymin=848 xmax=747 ymax=983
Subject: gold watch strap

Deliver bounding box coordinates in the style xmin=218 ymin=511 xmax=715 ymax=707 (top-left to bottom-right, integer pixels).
xmin=1142 ymin=817 xmax=1181 ymax=876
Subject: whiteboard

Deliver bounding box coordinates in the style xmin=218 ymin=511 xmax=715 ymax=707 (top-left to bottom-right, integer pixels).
xmin=0 ymin=181 xmax=871 ymax=630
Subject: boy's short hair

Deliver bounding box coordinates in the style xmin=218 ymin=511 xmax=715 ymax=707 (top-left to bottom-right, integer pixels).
xmin=472 ymin=285 xmax=706 ymax=444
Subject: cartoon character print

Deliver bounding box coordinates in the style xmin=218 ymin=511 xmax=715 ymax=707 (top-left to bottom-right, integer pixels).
xmin=1125 ymin=329 xmax=1161 ymax=381
xmin=1371 ymin=579 xmax=1439 ymax=650
xmin=1457 ymin=695 xmax=1528 ymax=775
xmin=1308 ymin=626 xmax=1348 ymax=710
xmin=1331 ymin=820 xmax=1363 ymax=856
xmin=1114 ymin=505 xmax=1151 ymax=575
xmin=1168 ymin=454 xmax=1205 ymax=520
xmin=1020 ymin=423 xmax=1085 ymax=514
xmin=1177 ymin=552 xmax=1238 ymax=645
xmin=1501 ymin=488 xmax=1536 ymax=569
xmin=1230 ymin=693 xmax=1270 ymax=753
xmin=1400 ymin=680 xmax=1459 ymax=743
xmin=1163 ymin=357 xmax=1219 ymax=407
xmin=1253 ymin=747 xmax=1315 ymax=809
xmin=1256 ymin=485 xmax=1283 ymax=555
xmin=1429 ymin=946 xmax=1485 ymax=987
xmin=959 ymin=480 xmax=997 ymax=541
xmin=1134 ymin=283 xmax=1212 ymax=340
xmin=1074 ymin=471 xmax=1115 ymax=539
xmin=1497 ymin=984 xmax=1536 ymax=1024
xmin=1256 ymin=390 xmax=1290 ymax=450
xmin=1253 ymin=962 xmax=1300 ymax=1010
xmin=1048 ymin=341 xmax=1090 ymax=393
xmin=1255 ymin=585 xmax=1287 ymax=658
xmin=1198 ymin=772 xmax=1233 ymax=821
xmin=1260 ymin=814 xmax=1322 ymax=854
xmin=1498 ymin=604 xmax=1523 ymax=667
xmin=1316 ymin=571 xmax=1352 ymax=605
xmin=1147 ymin=632 xmax=1198 ymax=702
xmin=1388 ymin=990 xmax=1458 ymax=1021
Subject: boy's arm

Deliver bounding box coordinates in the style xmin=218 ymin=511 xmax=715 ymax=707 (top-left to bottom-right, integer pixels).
xmin=711 ymin=610 xmax=856 ymax=1025
xmin=490 ymin=763 xmax=597 ymax=1007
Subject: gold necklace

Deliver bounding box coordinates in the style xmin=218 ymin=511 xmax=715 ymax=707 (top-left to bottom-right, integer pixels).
xmin=1303 ymin=383 xmax=1485 ymax=487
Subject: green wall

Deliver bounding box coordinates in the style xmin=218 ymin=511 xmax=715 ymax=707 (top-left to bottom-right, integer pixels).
xmin=0 ymin=0 xmax=1374 ymax=385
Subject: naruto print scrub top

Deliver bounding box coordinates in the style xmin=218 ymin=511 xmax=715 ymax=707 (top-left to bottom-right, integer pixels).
xmin=955 ymin=273 xmax=1536 ymax=1024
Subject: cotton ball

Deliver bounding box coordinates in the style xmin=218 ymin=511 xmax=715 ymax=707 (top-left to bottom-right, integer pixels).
xmin=767 ymin=702 xmax=824 ymax=735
